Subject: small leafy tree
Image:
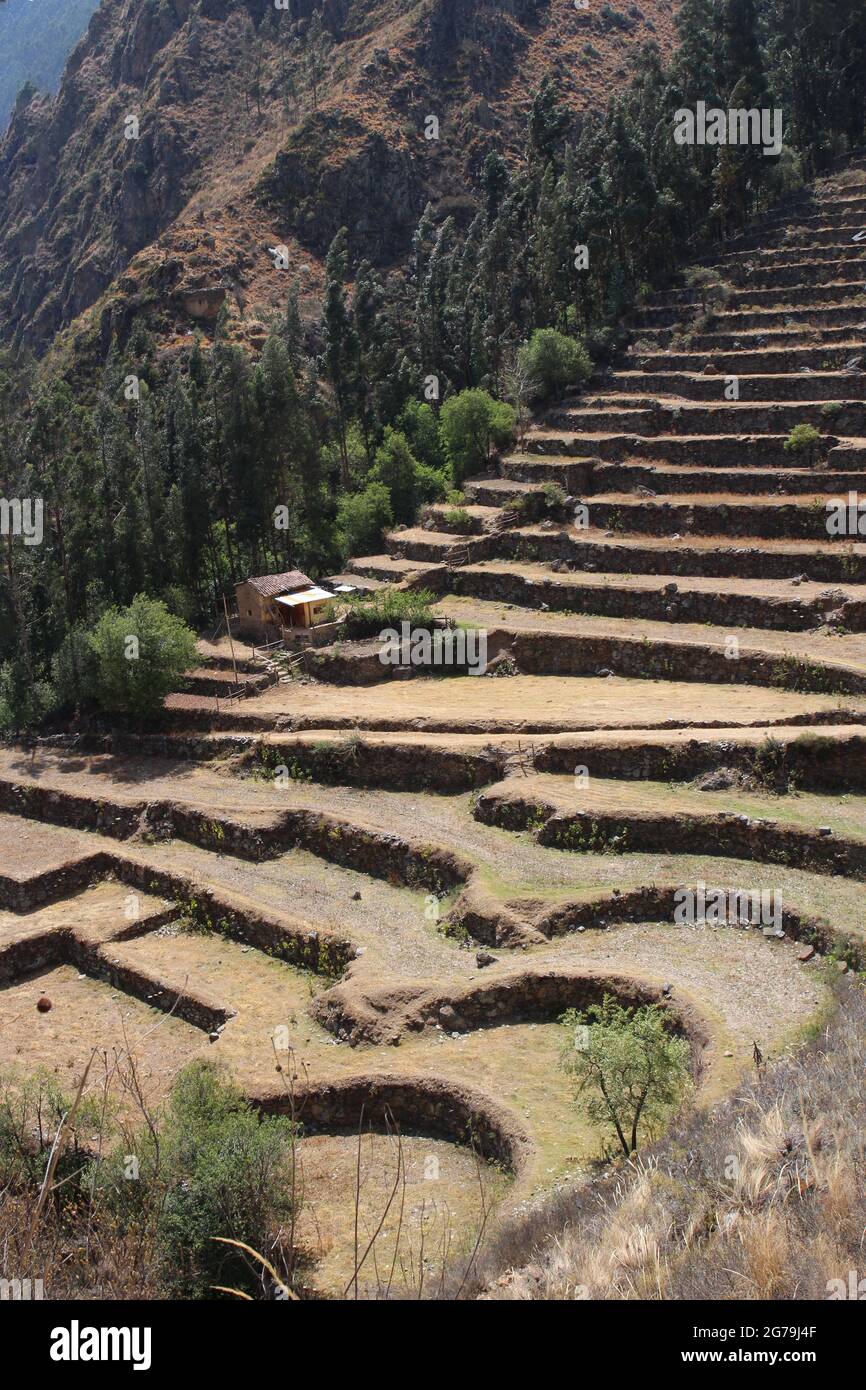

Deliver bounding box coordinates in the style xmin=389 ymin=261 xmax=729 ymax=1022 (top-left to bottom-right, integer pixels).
xmin=683 ymin=266 xmax=733 ymax=313
xmin=560 ymin=995 xmax=691 ymax=1158
xmin=784 ymin=423 xmax=821 ymax=467
xmin=337 ymin=480 xmax=393 ymax=557
xmin=517 ymin=329 xmax=592 ymax=401
xmin=93 ymin=1060 xmax=297 ymax=1300
xmin=439 ymin=389 xmax=516 ymax=485
xmin=156 ymin=1062 xmax=295 ymax=1298
xmin=371 ymin=427 xmax=446 ymax=523
xmin=0 ymin=658 xmax=55 ymax=734
xmin=397 ymin=400 xmax=448 ymax=472
xmin=88 ymin=594 xmax=198 ymax=719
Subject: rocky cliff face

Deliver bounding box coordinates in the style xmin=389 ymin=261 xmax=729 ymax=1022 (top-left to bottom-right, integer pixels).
xmin=0 ymin=0 xmax=679 ymax=359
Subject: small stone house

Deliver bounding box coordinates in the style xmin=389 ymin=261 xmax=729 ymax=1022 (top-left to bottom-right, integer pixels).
xmin=234 ymin=571 xmax=335 ymax=641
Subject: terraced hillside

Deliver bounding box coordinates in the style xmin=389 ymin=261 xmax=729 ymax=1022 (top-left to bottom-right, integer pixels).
xmin=4 ymin=161 xmax=866 ymax=1296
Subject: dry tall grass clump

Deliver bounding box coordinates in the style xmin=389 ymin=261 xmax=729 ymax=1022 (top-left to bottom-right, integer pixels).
xmin=467 ymin=979 xmax=866 ymax=1301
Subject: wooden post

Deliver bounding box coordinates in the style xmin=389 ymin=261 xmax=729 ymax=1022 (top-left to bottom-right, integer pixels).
xmin=223 ymin=592 xmax=239 ymax=686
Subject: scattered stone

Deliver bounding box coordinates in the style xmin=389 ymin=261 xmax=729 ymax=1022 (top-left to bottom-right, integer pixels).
xmin=36 ymin=995 xmax=52 ymax=1013
xmin=797 ymin=945 xmax=816 ymax=962
xmin=476 ymin=951 xmax=497 ymax=968
xmin=836 ymin=959 xmax=849 ymax=973
xmin=351 ymin=890 xmax=362 ymax=900
xmin=208 ymin=1031 xmax=220 ymax=1043
xmin=438 ymin=1003 xmax=466 ymax=1031
xmin=817 ymin=826 xmax=833 ymax=836
xmin=695 ymin=767 xmax=743 ymax=792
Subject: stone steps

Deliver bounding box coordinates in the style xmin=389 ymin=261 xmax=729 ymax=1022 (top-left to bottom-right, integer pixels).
xmin=446 ymin=560 xmax=866 ymax=632
xmin=530 ymin=723 xmax=866 ymax=791
xmin=501 ymin=453 xmax=866 ymax=495
xmin=499 ymin=453 xmax=596 ymax=491
xmin=635 ymin=280 xmax=866 ymax=325
xmin=501 ymin=526 xmax=866 ymax=584
xmin=635 ymin=312 xmax=866 ymax=349
xmin=385 ymin=529 xmax=471 ymax=563
xmin=550 ymin=398 xmax=866 ymax=437
xmin=524 ymin=430 xmax=858 ymax=469
xmin=463 ymin=477 xmax=545 ymax=508
xmin=594 ymin=369 xmax=866 ymax=403
xmin=588 ymin=460 xmax=866 ymax=497
xmin=579 ymin=491 xmax=861 ymax=542
xmin=345 ymin=555 xmax=446 ymax=584
xmin=715 ymin=242 xmax=866 ymax=270
xmin=422 ymin=503 xmax=502 ymax=532
xmin=473 ymin=774 xmax=866 ymax=880
xmin=627 ymin=342 xmax=866 ymax=374
xmin=729 ymin=224 xmax=866 ymax=254
xmin=699 ymin=255 xmax=866 ymax=291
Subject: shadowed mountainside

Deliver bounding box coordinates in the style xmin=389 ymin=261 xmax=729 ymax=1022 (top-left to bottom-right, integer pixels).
xmin=0 ymin=0 xmax=679 ymax=358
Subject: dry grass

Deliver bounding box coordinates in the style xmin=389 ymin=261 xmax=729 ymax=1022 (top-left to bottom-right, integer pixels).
xmin=464 ymin=978 xmax=866 ymax=1301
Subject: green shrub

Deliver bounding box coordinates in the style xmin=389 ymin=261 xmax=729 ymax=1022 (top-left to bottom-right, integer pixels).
xmin=342 ymin=587 xmax=437 ymax=639
xmin=440 ymin=508 xmax=475 ymax=533
xmin=370 ymin=428 xmax=447 ymax=523
xmin=542 ymin=481 xmax=568 ymax=514
xmin=51 ymin=625 xmax=98 ymax=710
xmin=439 ymin=389 xmax=516 ymax=485
xmin=88 ymin=594 xmax=198 ymax=719
xmin=517 ymin=329 xmax=592 ymax=401
xmin=396 ymin=400 xmax=447 ymax=472
xmin=784 ymin=423 xmax=821 ymax=466
xmin=0 ymin=659 xmax=56 ymax=734
xmin=95 ymin=1060 xmax=297 ymax=1300
xmin=337 ymin=481 xmax=393 ymax=557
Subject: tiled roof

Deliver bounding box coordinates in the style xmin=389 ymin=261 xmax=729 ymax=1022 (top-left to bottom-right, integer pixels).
xmin=243 ymin=571 xmax=313 ymax=598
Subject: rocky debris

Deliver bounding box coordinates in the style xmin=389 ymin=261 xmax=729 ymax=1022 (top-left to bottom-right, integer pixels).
xmin=36 ymin=995 xmax=52 ymax=1013
xmin=695 ymin=767 xmax=745 ymax=792
xmin=797 ymin=945 xmax=816 ymax=962
xmin=438 ymin=1003 xmax=467 ymax=1031
xmin=476 ymin=951 xmax=497 ymax=968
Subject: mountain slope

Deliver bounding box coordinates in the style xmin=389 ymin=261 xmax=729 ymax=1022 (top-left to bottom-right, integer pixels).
xmin=0 ymin=0 xmax=679 ymax=359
